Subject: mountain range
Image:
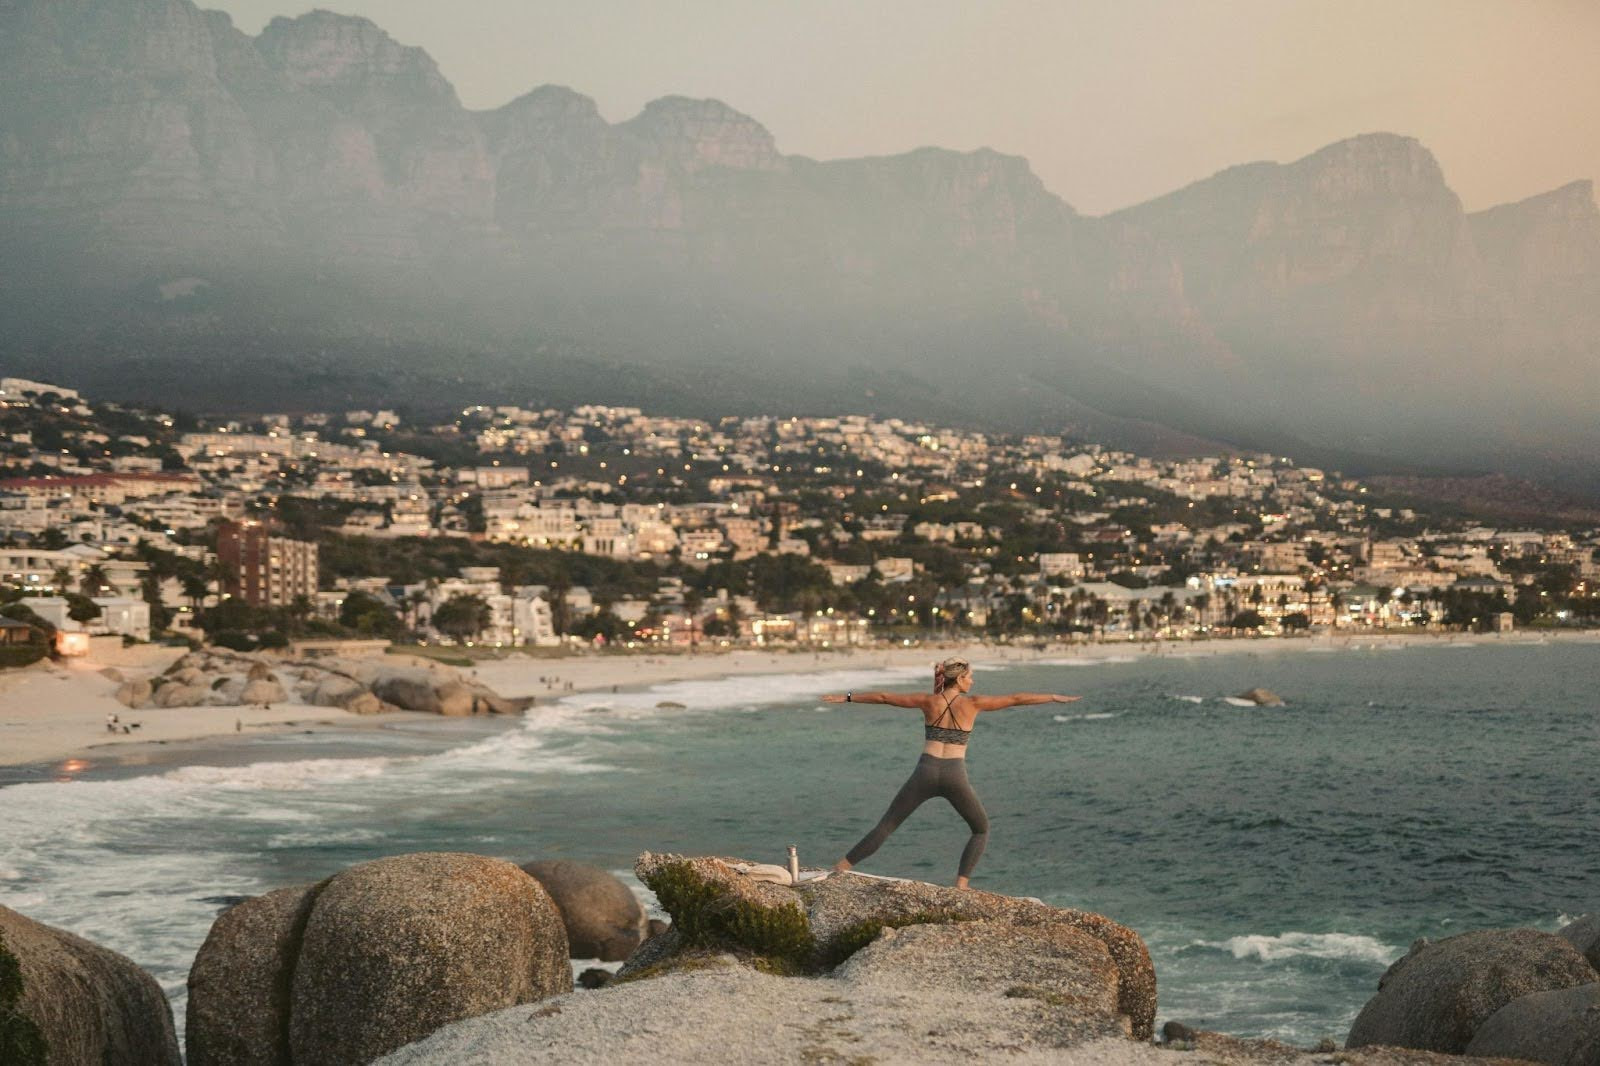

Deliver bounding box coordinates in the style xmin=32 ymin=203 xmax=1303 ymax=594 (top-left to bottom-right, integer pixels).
xmin=3 ymin=0 xmax=1598 ymax=487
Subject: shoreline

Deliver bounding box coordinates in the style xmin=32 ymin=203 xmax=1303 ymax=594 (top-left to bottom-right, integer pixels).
xmin=2 ymin=629 xmax=1594 ymax=775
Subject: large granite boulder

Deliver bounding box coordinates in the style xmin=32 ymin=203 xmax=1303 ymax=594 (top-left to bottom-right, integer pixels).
xmin=434 ymin=681 xmax=477 ymax=716
xmin=1464 ymin=981 xmax=1600 ymax=1064
xmin=1346 ymin=928 xmax=1597 ymax=1053
xmin=0 ymin=904 xmax=180 ymax=1065
xmin=373 ymin=673 xmax=444 ymax=714
xmin=188 ymin=853 xmax=570 ymax=1066
xmin=309 ymin=675 xmax=369 ymax=708
xmin=113 ymin=678 xmax=153 ymax=708
xmin=1558 ymin=914 xmax=1600 ymax=970
xmin=154 ymin=681 xmax=209 ymax=708
xmin=239 ymin=678 xmax=288 ymax=705
xmin=521 ymin=859 xmax=647 ymax=961
xmin=630 ymin=852 xmax=1157 ymax=1041
xmin=188 ymin=885 xmax=318 ymax=1066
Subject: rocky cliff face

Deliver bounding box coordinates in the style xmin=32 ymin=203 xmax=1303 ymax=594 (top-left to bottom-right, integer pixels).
xmin=1 ymin=0 xmax=1596 ymax=480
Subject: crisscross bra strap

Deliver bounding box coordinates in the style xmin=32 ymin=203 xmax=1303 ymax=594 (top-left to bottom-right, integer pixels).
xmin=925 ymin=691 xmax=971 ymax=745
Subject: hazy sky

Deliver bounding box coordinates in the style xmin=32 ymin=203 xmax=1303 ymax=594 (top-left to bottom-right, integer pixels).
xmin=206 ymin=0 xmax=1600 ymax=215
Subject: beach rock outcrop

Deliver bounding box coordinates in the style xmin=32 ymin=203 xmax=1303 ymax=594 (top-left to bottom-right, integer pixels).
xmin=239 ymin=678 xmax=288 ymax=706
xmin=187 ymin=853 xmax=570 ymax=1066
xmin=629 ymin=852 xmax=1157 ymax=1041
xmin=1558 ymin=913 xmax=1600 ymax=970
xmin=188 ymin=884 xmax=318 ymax=1066
xmin=1345 ymin=928 xmax=1598 ymax=1053
xmin=154 ymin=681 xmax=209 ymax=708
xmin=0 ymin=904 xmax=181 ymax=1065
xmin=114 ymin=678 xmax=153 ymax=708
xmin=1235 ymin=687 xmax=1285 ymax=706
xmin=520 ymin=859 xmax=648 ymax=961
xmin=1464 ymin=981 xmax=1600 ymax=1064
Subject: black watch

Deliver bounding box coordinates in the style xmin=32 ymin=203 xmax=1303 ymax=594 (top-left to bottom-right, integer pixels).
xmin=846 ymin=691 xmax=853 ymax=702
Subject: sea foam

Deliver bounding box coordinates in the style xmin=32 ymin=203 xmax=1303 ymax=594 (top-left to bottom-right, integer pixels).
xmin=1195 ymin=931 xmax=1398 ymax=964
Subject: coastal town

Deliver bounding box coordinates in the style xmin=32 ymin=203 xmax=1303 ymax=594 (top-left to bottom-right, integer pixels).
xmin=1 ymin=374 xmax=1596 ymax=664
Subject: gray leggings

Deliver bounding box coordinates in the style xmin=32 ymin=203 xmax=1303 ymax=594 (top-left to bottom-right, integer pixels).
xmin=845 ymin=754 xmax=990 ymax=879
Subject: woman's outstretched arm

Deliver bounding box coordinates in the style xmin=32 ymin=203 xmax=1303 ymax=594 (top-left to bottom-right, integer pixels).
xmin=821 ymin=691 xmax=927 ymax=708
xmin=969 ymin=693 xmax=1081 ymax=712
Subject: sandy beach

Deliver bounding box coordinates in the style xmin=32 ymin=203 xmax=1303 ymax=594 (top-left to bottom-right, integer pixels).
xmin=1 ymin=631 xmax=1589 ymax=771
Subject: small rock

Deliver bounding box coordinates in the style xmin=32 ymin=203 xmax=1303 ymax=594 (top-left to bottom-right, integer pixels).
xmin=1163 ymin=1020 xmax=1198 ymax=1043
xmin=521 ymin=859 xmax=648 ymax=962
xmin=577 ymin=968 xmax=613 ymax=989
xmin=1236 ymin=687 xmax=1285 ymax=706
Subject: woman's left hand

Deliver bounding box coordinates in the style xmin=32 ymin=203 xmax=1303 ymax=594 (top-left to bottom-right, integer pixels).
xmin=1051 ymin=695 xmax=1082 ymax=703
xmin=821 ymin=694 xmax=848 ymax=703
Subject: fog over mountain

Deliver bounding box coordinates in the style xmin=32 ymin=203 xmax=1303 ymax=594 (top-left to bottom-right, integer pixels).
xmin=3 ymin=0 xmax=1598 ymax=486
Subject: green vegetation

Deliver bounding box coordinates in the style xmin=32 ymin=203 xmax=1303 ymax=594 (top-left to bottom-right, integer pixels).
xmin=815 ymin=910 xmax=969 ymax=970
xmin=641 ymin=860 xmax=815 ymax=974
xmin=0 ymin=931 xmax=48 ymax=1066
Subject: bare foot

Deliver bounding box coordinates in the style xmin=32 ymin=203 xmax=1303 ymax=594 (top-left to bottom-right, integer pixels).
xmin=832 ymin=858 xmax=853 ymax=873
xmin=954 ymin=876 xmax=970 ymax=890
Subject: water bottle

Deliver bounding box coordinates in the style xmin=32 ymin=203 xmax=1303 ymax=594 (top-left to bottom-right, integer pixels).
xmin=787 ymin=844 xmax=800 ymax=883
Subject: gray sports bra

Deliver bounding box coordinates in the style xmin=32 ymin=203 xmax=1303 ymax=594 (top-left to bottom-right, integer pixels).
xmin=924 ymin=693 xmax=972 ymax=746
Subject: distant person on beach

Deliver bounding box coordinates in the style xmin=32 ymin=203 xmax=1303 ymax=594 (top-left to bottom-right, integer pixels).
xmin=820 ymin=657 xmax=1081 ymax=889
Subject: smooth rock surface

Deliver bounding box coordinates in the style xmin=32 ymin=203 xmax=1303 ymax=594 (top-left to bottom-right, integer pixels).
xmin=0 ymin=904 xmax=181 ymax=1065
xmin=1464 ymin=981 xmax=1600 ymax=1064
xmin=288 ymin=852 xmax=571 ymax=1064
xmin=187 ymin=884 xmax=318 ymax=1066
xmin=1346 ymin=928 xmax=1597 ymax=1053
xmin=521 ymin=859 xmax=647 ymax=961
xmin=632 ymin=852 xmax=1158 ymax=1041
xmin=1558 ymin=914 xmax=1600 ymax=970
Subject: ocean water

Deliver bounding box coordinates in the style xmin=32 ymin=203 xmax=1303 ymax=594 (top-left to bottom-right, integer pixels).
xmin=2 ymin=640 xmax=1597 ymax=1048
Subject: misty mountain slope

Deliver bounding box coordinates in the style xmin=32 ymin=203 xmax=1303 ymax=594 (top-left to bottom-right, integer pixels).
xmin=0 ymin=0 xmax=1596 ymax=483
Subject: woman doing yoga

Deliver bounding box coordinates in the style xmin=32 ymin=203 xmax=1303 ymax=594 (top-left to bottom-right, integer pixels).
xmin=821 ymin=658 xmax=1080 ymax=889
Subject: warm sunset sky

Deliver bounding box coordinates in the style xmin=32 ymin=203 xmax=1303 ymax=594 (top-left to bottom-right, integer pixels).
xmin=206 ymin=0 xmax=1600 ymax=215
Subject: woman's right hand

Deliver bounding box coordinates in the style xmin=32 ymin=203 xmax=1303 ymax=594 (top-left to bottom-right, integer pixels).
xmin=821 ymin=694 xmax=848 ymax=703
xmin=1051 ymin=695 xmax=1082 ymax=704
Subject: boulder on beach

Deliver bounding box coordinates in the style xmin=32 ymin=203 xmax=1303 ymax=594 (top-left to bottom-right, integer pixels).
xmin=246 ymin=661 xmax=276 ymax=683
xmin=308 ymin=676 xmax=368 ymax=709
xmin=434 ymin=681 xmax=477 ymax=716
xmin=189 ymin=853 xmax=570 ymax=1066
xmin=239 ymin=679 xmax=288 ymax=706
xmin=154 ymin=682 xmax=209 ymax=708
xmin=373 ymin=673 xmax=444 ymax=714
xmin=1235 ymin=687 xmax=1285 ymax=706
xmin=113 ymin=678 xmax=153 ymax=709
xmin=1 ymin=904 xmax=181 ymax=1065
xmin=628 ymin=852 xmax=1157 ymax=1041
xmin=521 ymin=859 xmax=647 ymax=961
xmin=1558 ymin=913 xmax=1600 ymax=970
xmin=187 ymin=884 xmax=317 ymax=1066
xmin=1464 ymin=981 xmax=1600 ymax=1064
xmin=339 ymin=690 xmax=384 ymax=715
xmin=1345 ymin=928 xmax=1598 ymax=1053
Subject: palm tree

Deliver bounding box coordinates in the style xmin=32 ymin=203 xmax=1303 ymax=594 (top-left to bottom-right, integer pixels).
xmin=181 ymin=573 xmax=210 ymax=611
xmin=79 ymin=563 xmax=116 ymax=598
xmin=50 ymin=565 xmax=72 ymax=594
